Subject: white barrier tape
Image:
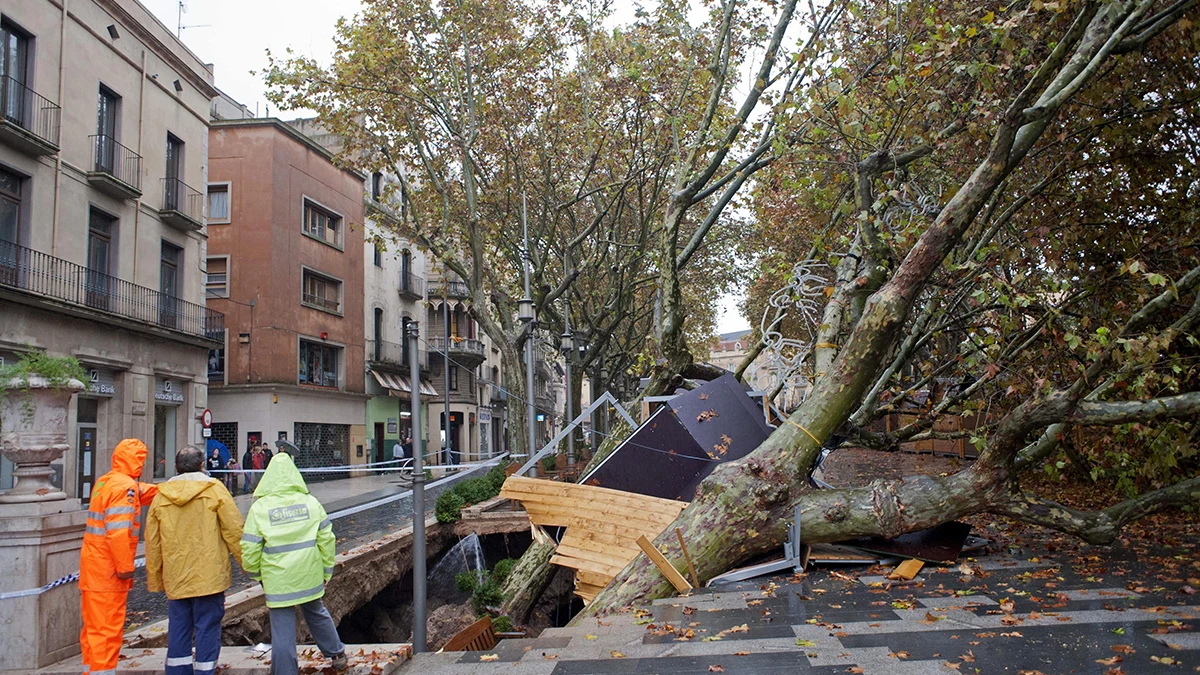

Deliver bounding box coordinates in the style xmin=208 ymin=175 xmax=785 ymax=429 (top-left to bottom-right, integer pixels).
xmin=0 ymin=454 xmax=507 ymax=600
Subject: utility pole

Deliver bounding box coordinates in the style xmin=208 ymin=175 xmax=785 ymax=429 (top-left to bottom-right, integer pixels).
xmin=518 ymin=193 xmax=538 ymax=477
xmin=407 ymin=320 xmax=426 ymax=653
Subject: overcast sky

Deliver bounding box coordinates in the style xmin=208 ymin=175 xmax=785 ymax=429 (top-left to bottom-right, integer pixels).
xmin=142 ymin=0 xmax=750 ymax=334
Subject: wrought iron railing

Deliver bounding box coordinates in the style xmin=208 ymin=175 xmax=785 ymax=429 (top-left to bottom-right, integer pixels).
xmin=0 ymin=75 xmax=60 ymax=147
xmin=302 ymin=292 xmax=340 ymax=312
xmin=399 ymin=272 xmax=424 ymax=298
xmin=0 ymin=240 xmax=224 ymax=341
xmin=162 ymin=177 xmax=203 ymax=221
xmin=429 ymin=336 xmax=486 ymax=359
xmin=90 ymin=134 xmax=141 ymax=190
xmin=428 ymin=278 xmax=470 ymax=299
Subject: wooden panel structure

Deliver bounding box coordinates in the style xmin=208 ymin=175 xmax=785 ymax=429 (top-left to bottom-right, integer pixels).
xmin=500 ymin=476 xmax=687 ymax=603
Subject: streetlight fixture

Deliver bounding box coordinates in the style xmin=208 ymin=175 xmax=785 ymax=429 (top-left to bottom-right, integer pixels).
xmin=520 ymin=193 xmax=537 ymax=476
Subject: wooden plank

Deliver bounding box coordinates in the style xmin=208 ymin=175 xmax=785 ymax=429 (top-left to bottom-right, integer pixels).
xmin=522 ymin=508 xmax=672 ymax=540
xmin=502 ymin=485 xmax=686 ymax=518
xmin=575 ymin=569 xmax=612 ymax=588
xmin=550 ymin=554 xmax=626 ymax=578
xmin=559 ymin=527 xmax=655 ymax=549
xmin=635 ymin=534 xmax=692 ymax=594
xmin=502 ymin=476 xmax=687 ymax=512
xmin=512 ymin=494 xmax=683 ymax=528
xmin=560 ymin=530 xmax=641 ymax=557
xmin=675 ymin=528 xmax=699 ymax=588
xmin=554 ymin=543 xmax=637 ymax=570
xmin=888 ymin=559 xmax=925 ymax=580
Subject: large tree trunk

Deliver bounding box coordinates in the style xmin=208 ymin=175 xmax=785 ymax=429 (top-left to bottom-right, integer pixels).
xmin=498 ymin=540 xmax=556 ymax=624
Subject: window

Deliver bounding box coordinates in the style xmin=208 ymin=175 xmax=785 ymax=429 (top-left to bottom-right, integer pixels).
xmin=371 ymin=172 xmax=383 ymax=201
xmin=299 ymin=340 xmax=340 ymax=388
xmin=207 ymin=183 xmax=229 ymax=222
xmin=373 ymin=243 xmax=382 ymax=267
xmin=205 ymin=257 xmax=228 ymax=298
xmin=302 ymin=199 xmax=342 ymax=248
xmin=449 ymin=365 xmax=459 ymax=391
xmin=0 ymin=167 xmax=21 ymax=246
xmin=85 ymin=210 xmax=114 ymax=308
xmin=373 ymin=308 xmax=383 ymax=361
xmin=95 ymin=87 xmax=119 ymax=173
xmin=207 ymin=348 xmax=225 ymax=381
xmin=159 ymin=241 xmax=182 ymax=327
xmin=1 ymin=21 xmax=31 ymax=125
xmin=302 ymin=268 xmax=342 ymax=313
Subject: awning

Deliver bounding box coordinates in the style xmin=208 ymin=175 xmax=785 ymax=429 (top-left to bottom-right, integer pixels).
xmin=371 ymin=370 xmax=439 ymax=397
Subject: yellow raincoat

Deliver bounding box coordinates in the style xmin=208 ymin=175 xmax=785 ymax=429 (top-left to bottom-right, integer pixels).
xmin=144 ymin=471 xmax=244 ymax=599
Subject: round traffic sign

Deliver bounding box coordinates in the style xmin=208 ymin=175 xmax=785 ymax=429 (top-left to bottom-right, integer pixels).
xmin=201 ymin=408 xmax=213 ymax=428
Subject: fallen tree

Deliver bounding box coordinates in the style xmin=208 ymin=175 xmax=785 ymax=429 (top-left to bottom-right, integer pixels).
xmin=581 ymin=0 xmax=1200 ymax=616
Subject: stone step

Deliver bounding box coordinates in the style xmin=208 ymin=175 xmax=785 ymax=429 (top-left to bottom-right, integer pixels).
xmin=27 ymin=644 xmax=410 ymax=675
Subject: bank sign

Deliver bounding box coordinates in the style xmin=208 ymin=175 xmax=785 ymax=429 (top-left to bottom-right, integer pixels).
xmin=154 ymin=378 xmax=184 ymax=404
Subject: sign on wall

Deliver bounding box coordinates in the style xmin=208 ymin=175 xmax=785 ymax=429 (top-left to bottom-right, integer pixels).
xmin=154 ymin=378 xmax=184 ymax=404
xmin=86 ymin=368 xmax=116 ymax=397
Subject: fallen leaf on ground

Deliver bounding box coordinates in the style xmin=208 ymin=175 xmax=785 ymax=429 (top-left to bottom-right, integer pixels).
xmin=1151 ymin=656 xmax=1179 ymax=665
xmin=610 ymin=651 xmax=625 ymax=658
xmin=584 ymin=634 xmax=597 ymax=640
xmin=708 ymin=665 xmax=724 ymax=672
xmin=1096 ymin=656 xmax=1122 ymax=665
xmin=479 ymin=654 xmax=499 ymax=662
xmin=1111 ymin=644 xmax=1135 ymax=654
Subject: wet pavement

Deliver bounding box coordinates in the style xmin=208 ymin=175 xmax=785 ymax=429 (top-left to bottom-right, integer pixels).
xmin=125 ymin=469 xmax=473 ymax=630
xmin=403 ymin=519 xmax=1199 ymax=674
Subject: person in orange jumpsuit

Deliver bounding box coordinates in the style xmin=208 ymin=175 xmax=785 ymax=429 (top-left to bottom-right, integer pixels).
xmin=79 ymin=438 xmax=158 ymax=675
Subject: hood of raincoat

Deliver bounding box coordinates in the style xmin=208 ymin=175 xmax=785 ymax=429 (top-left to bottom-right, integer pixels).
xmin=156 ymin=472 xmax=220 ymax=506
xmin=112 ymin=438 xmax=147 ymax=478
xmin=253 ymin=452 xmax=308 ymax=498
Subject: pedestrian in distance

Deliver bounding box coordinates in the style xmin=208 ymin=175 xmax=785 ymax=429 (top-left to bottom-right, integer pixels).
xmin=79 ymin=438 xmax=158 ymax=675
xmin=243 ymin=444 xmax=268 ymax=492
xmin=206 ymin=447 xmax=223 ymax=474
xmin=241 ymin=453 xmax=347 ymax=675
xmin=144 ymin=445 xmax=244 ymax=675
xmin=225 ymin=455 xmax=241 ymax=494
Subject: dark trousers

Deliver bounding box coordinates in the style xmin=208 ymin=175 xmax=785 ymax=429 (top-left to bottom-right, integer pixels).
xmin=268 ymin=599 xmax=344 ymax=675
xmin=166 ymin=592 xmax=225 ymax=674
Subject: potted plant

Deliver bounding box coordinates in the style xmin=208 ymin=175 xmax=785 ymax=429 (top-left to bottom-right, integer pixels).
xmin=0 ymin=350 xmax=86 ymax=503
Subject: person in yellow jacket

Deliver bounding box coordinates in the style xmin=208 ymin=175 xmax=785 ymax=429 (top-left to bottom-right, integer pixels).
xmin=145 ymin=445 xmax=244 ymax=675
xmin=241 ymin=452 xmax=346 ymax=675
xmin=79 ymin=438 xmax=158 ymax=675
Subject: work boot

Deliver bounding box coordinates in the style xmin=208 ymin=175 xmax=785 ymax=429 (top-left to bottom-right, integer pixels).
xmin=331 ymin=652 xmax=348 ymax=674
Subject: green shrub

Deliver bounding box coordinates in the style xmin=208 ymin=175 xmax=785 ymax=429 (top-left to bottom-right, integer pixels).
xmin=435 ymin=490 xmax=466 ymax=523
xmin=454 ymin=571 xmax=479 ymax=593
xmin=453 ymin=477 xmax=492 ymax=505
xmin=485 ymin=463 xmax=509 ymax=491
xmin=492 ymin=558 xmax=517 ymax=585
xmin=471 ymin=577 xmax=503 ymax=613
xmin=492 ymin=616 xmax=513 ymax=632
xmin=541 ymin=455 xmax=557 ymax=472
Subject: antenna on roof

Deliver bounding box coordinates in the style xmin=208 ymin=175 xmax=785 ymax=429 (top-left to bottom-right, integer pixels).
xmin=177 ymin=1 xmax=210 ymax=38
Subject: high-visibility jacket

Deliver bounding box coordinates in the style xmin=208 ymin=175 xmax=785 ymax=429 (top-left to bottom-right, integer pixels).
xmin=145 ymin=472 xmax=244 ymax=600
xmin=240 ymin=454 xmax=335 ymax=608
xmin=80 ymin=439 xmax=158 ymax=592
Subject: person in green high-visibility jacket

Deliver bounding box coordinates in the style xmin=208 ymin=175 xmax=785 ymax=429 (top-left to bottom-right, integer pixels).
xmin=240 ymin=453 xmax=347 ymax=675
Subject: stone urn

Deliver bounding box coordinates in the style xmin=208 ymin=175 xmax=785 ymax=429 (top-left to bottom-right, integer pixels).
xmin=0 ymin=375 xmax=84 ymax=503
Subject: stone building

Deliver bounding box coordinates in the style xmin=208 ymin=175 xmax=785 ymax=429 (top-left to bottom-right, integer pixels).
xmin=204 ymin=117 xmax=367 ymax=470
xmin=0 ymin=0 xmax=221 ymax=497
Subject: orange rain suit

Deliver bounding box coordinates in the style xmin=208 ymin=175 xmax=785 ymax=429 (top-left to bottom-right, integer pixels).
xmin=78 ymin=439 xmax=158 ymax=675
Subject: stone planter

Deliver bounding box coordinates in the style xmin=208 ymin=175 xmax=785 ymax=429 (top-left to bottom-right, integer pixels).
xmin=0 ymin=375 xmax=84 ymax=503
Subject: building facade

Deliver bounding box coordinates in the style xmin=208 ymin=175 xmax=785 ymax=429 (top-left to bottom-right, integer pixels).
xmin=0 ymin=0 xmax=221 ymax=497
xmin=204 ymin=118 xmax=367 ymax=470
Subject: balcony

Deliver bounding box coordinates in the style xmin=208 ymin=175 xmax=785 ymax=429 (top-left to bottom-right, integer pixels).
xmin=398 ymin=272 xmax=424 ymax=300
xmin=0 ymin=76 xmax=60 ymax=156
xmin=428 ymin=336 xmax=486 ymax=368
xmin=159 ymin=177 xmax=203 ymax=232
xmin=0 ymin=240 xmax=224 ymax=344
xmin=87 ymin=135 xmax=141 ymax=200
xmin=427 ymin=278 xmax=470 ymax=300
xmin=365 ymin=339 xmax=428 ymax=370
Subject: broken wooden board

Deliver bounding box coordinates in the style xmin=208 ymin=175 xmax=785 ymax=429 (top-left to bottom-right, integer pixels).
xmin=635 ymin=534 xmax=693 ymax=594
xmin=500 ymin=476 xmax=687 ymax=602
xmin=889 ymin=559 xmax=925 ymax=580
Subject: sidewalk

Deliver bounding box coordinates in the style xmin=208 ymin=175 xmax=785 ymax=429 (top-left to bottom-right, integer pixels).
xmin=32 ymin=644 xmax=411 ymax=674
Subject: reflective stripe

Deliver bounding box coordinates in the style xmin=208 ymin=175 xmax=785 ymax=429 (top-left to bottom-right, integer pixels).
xmin=319 ymin=518 xmax=332 ymax=529
xmin=87 ymin=510 xmax=104 ymax=520
xmin=165 ymin=655 xmax=194 ymax=666
xmin=85 ymin=525 xmax=106 ymax=536
xmin=92 ymin=670 xmax=116 ymax=675
xmin=105 ymin=506 xmax=136 ymax=516
xmin=264 ymin=583 xmax=325 ymax=604
xmin=105 ymin=519 xmax=132 ymax=531
xmin=194 ymin=659 xmax=217 ymax=671
xmin=324 ymin=566 xmax=335 ymax=575
xmin=241 ymin=533 xmax=263 ymax=543
xmin=262 ymin=539 xmax=317 ymax=554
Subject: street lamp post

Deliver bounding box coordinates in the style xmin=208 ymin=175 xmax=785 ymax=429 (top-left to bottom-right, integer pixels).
xmin=559 ymin=326 xmax=574 ymax=465
xmin=519 ymin=193 xmax=538 ymax=477
xmin=406 ymin=320 xmax=427 ymax=653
